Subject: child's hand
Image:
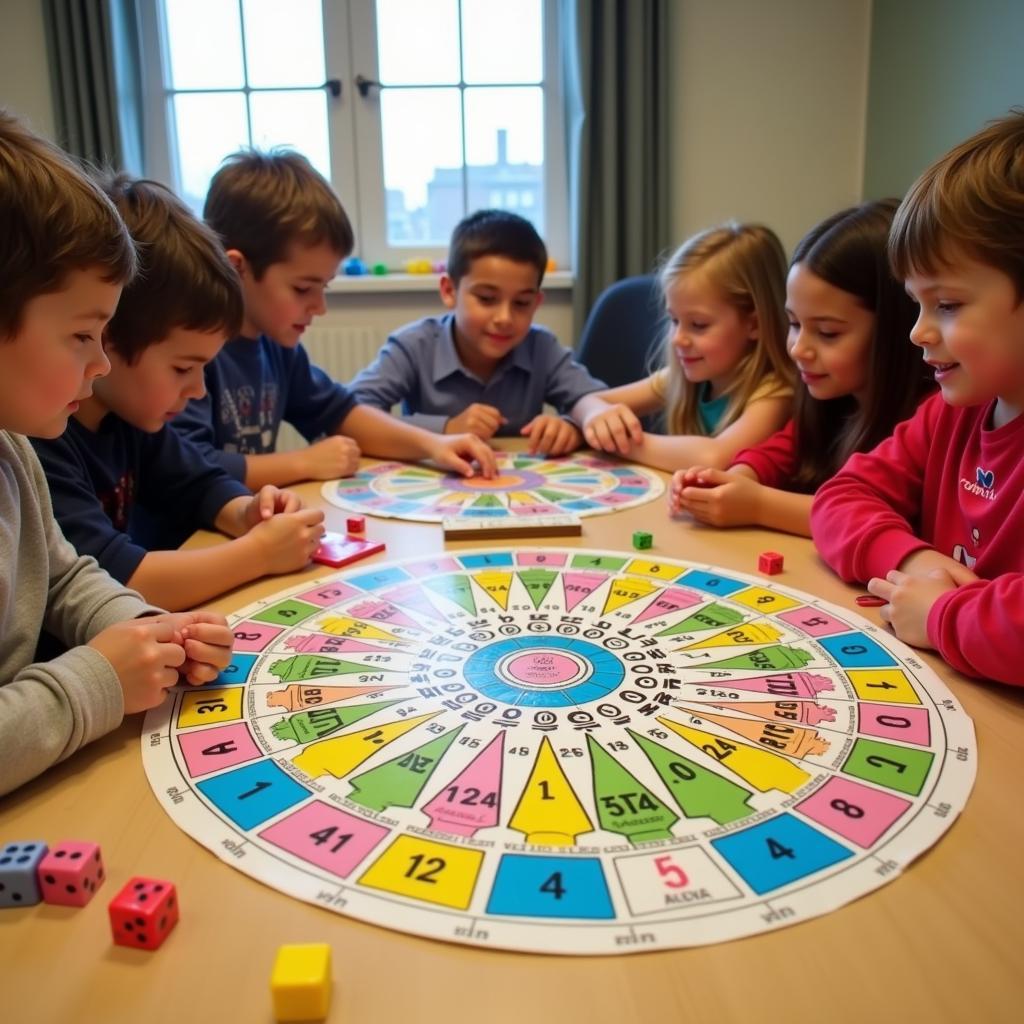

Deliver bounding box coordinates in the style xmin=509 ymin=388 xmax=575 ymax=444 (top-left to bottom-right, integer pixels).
xmin=446 ymin=403 xmax=507 ymax=439
xmin=149 ymin=610 xmax=233 ymax=686
xmin=670 ymin=467 xmax=760 ymax=526
xmin=897 ymin=548 xmax=980 ymax=586
xmin=867 ymin=567 xmax=960 ymax=649
xmin=88 ymin=618 xmax=188 ymax=714
xmin=521 ymin=415 xmax=582 ymax=456
xmin=244 ymin=485 xmax=304 ymax=529
xmin=583 ymin=404 xmax=644 ymax=455
xmin=427 ymin=433 xmax=498 ymax=479
xmin=246 ymin=508 xmax=325 ymax=574
xmin=301 ymin=435 xmax=361 ymax=480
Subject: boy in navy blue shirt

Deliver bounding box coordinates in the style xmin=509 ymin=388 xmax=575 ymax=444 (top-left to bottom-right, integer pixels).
xmin=33 ymin=175 xmax=325 ymax=612
xmin=172 ymin=150 xmax=496 ymax=485
xmin=351 ymin=210 xmax=605 ymax=455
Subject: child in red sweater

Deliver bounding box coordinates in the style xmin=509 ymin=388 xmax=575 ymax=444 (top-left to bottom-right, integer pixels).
xmin=810 ymin=111 xmax=1024 ymax=685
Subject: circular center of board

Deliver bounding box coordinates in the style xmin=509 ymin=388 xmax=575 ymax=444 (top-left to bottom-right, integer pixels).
xmin=143 ymin=548 xmax=975 ymax=954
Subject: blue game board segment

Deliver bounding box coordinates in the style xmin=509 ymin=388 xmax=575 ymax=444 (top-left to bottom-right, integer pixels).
xmin=561 ymin=475 xmax=601 ymax=484
xmin=561 ymin=499 xmax=601 ymax=510
xmin=473 ymin=680 xmax=528 ymax=704
xmin=677 ymin=569 xmax=747 ymax=597
xmin=197 ymin=761 xmax=309 ymax=830
xmin=818 ymin=633 xmax=898 ymax=668
xmin=711 ymin=813 xmax=852 ymax=894
xmin=378 ymin=501 xmax=424 ymax=515
xmin=215 ymin=652 xmax=257 ymax=686
xmin=486 ymin=855 xmax=615 ymax=918
xmin=614 ymin=486 xmax=648 ymax=496
xmin=346 ymin=567 xmax=411 ymax=590
xmin=459 ymin=552 xmax=515 ymax=568
xmin=462 ymin=508 xmax=508 ymax=517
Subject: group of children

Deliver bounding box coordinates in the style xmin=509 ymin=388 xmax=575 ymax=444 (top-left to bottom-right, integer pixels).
xmin=1 ymin=105 xmax=1022 ymax=797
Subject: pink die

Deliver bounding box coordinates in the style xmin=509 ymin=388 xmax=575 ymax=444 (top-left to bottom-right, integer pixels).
xmin=109 ymin=876 xmax=179 ymax=951
xmin=37 ymin=841 xmax=105 ymax=907
xmin=758 ymin=551 xmax=784 ymax=575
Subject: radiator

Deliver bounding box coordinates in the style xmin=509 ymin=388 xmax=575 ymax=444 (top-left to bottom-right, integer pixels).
xmin=277 ymin=325 xmax=385 ymax=451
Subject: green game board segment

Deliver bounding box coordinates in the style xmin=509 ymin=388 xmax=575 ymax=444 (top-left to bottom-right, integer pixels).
xmin=535 ymin=488 xmax=578 ymax=503
xmin=424 ymin=574 xmax=477 ymax=615
xmin=629 ymin=730 xmax=755 ymax=825
xmin=656 ymin=602 xmax=744 ymax=636
xmin=586 ymin=735 xmax=678 ymax=841
xmin=702 ymin=646 xmax=813 ymax=672
xmin=346 ymin=726 xmax=464 ymax=811
xmin=842 ymin=738 xmax=934 ymax=796
xmin=251 ymin=599 xmax=320 ymax=626
xmin=570 ymin=554 xmax=629 ymax=571
xmin=271 ymin=699 xmax=401 ymax=743
xmin=269 ymin=654 xmax=398 ymax=682
xmin=517 ymin=569 xmax=558 ymax=609
xmin=394 ymin=468 xmax=437 ymax=479
xmin=470 ymin=494 xmax=504 ymax=508
xmin=513 ymin=457 xmax=539 ymax=469
xmin=392 ymin=486 xmax=445 ymax=501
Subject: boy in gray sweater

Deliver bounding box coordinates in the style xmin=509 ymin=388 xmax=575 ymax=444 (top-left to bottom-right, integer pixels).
xmin=0 ymin=112 xmax=233 ymax=797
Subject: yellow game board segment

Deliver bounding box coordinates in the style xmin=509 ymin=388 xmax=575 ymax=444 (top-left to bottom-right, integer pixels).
xmin=729 ymin=587 xmax=802 ymax=613
xmin=658 ymin=717 xmax=811 ymax=794
xmin=601 ymin=576 xmax=660 ymax=615
xmin=472 ymin=570 xmax=514 ymax=610
xmin=681 ymin=620 xmax=783 ymax=650
xmin=690 ymin=709 xmax=830 ymax=758
xmin=293 ymin=712 xmax=438 ymax=780
xmin=359 ymin=835 xmax=483 ymax=909
xmin=508 ymin=737 xmax=594 ymax=845
xmin=317 ymin=616 xmax=408 ymax=644
xmin=177 ymin=687 xmax=243 ymax=728
xmin=847 ymin=669 xmax=922 ymax=705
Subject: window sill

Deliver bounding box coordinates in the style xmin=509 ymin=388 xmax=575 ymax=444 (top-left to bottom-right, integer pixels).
xmin=327 ymin=269 xmax=575 ymax=294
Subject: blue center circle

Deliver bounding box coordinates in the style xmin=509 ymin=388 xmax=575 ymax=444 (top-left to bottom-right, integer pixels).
xmin=463 ymin=636 xmax=625 ymax=707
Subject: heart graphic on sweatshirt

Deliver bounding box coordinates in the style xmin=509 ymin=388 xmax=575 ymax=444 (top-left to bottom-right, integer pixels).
xmin=975 ymin=467 xmax=994 ymax=489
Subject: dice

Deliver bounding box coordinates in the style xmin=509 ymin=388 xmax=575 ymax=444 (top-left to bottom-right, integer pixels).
xmin=271 ymin=943 xmax=332 ymax=1021
xmin=0 ymin=841 xmax=48 ymax=908
xmin=346 ymin=515 xmax=366 ymax=537
xmin=632 ymin=530 xmax=653 ymax=550
xmin=758 ymin=550 xmax=784 ymax=575
xmin=38 ymin=840 xmax=105 ymax=907
xmin=109 ymin=876 xmax=179 ymax=950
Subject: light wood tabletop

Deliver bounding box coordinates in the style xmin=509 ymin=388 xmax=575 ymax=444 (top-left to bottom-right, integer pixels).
xmin=2 ymin=453 xmax=1023 ymax=1024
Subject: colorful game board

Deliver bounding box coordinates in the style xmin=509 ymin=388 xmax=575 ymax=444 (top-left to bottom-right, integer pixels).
xmin=143 ymin=549 xmax=975 ymax=954
xmin=320 ymin=452 xmax=664 ymax=522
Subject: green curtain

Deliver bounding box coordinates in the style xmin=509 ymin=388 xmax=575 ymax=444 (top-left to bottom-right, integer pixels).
xmin=561 ymin=0 xmax=672 ymax=333
xmin=42 ymin=0 xmax=143 ymax=171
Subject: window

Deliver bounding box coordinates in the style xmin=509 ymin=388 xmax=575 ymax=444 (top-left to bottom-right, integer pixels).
xmin=139 ymin=0 xmax=568 ymax=269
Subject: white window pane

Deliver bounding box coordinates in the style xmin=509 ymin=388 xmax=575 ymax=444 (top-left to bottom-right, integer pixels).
xmin=461 ymin=0 xmax=542 ymax=84
xmin=380 ymin=88 xmax=463 ymax=245
xmin=242 ymin=0 xmax=326 ymax=88
xmin=172 ymin=93 xmax=250 ymax=212
xmin=164 ymin=0 xmax=243 ymax=89
xmin=464 ymin=87 xmax=544 ymax=234
xmin=376 ymin=0 xmax=460 ymax=85
xmin=249 ymin=91 xmax=332 ymax=180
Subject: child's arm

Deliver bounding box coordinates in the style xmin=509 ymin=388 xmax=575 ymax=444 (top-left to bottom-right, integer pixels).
xmin=574 ymin=377 xmax=662 ymax=455
xmin=239 ymin=438 xmax=362 ymax=490
xmin=624 ymin=394 xmax=791 ymax=473
xmin=337 ymin=405 xmax=498 ymax=478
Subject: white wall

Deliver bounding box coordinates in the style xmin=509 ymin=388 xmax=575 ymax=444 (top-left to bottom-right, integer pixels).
xmin=670 ymin=0 xmax=871 ymax=255
xmin=0 ymin=0 xmax=55 ymax=139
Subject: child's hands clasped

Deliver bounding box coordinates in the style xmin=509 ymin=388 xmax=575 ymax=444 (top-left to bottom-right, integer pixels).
xmin=521 ymin=414 xmax=582 ymax=456
xmin=669 ymin=466 xmax=761 ymax=525
xmin=582 ymin=403 xmax=644 ymax=456
xmin=148 ymin=610 xmax=233 ymax=686
xmin=301 ymin=435 xmax=361 ymax=480
xmin=446 ymin=403 xmax=507 ymax=440
xmin=243 ymin=484 xmax=304 ymax=529
xmin=426 ymin=433 xmax=498 ymax=479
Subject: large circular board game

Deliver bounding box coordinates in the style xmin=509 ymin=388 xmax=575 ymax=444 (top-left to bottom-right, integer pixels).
xmin=320 ymin=451 xmax=664 ymax=522
xmin=143 ymin=549 xmax=976 ymax=954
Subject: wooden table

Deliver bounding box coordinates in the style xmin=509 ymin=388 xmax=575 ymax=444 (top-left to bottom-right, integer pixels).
xmin=3 ymin=456 xmax=1023 ymax=1024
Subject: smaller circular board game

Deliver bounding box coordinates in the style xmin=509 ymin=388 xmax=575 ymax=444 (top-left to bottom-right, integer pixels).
xmin=321 ymin=451 xmax=664 ymax=522
xmin=143 ymin=548 xmax=975 ymax=955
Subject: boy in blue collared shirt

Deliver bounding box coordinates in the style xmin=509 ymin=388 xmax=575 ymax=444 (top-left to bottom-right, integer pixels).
xmin=351 ymin=210 xmax=605 ymax=455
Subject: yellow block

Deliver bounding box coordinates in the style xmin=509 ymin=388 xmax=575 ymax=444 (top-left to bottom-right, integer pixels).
xmin=270 ymin=943 xmax=331 ymax=1021
xmin=177 ymin=687 xmax=243 ymax=729
xmin=359 ymin=834 xmax=483 ymax=909
xmin=848 ymin=668 xmax=922 ymax=705
xmin=730 ymin=587 xmax=802 ymax=613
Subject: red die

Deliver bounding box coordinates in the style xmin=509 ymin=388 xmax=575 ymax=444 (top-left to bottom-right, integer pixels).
xmin=37 ymin=840 xmax=105 ymax=907
xmin=346 ymin=515 xmax=366 ymax=536
xmin=758 ymin=550 xmax=784 ymax=575
xmin=109 ymin=876 xmax=179 ymax=951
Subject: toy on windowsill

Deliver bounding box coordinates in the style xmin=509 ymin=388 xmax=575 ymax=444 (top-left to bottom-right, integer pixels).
xmin=342 ymin=256 xmax=368 ymax=276
xmin=404 ymin=258 xmax=432 ymax=274
xmin=371 ymin=262 xmax=389 ymax=275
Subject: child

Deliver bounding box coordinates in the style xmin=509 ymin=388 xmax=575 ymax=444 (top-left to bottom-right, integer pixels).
xmin=671 ymin=200 xmax=930 ymax=535
xmin=350 ymin=209 xmax=606 ymax=455
xmin=811 ymin=111 xmax=1024 ymax=686
xmin=32 ymin=174 xmax=326 ymax=612
xmin=0 ymin=112 xmax=231 ymax=796
xmin=574 ymin=223 xmax=795 ymax=472
xmin=172 ymin=150 xmax=496 ymax=483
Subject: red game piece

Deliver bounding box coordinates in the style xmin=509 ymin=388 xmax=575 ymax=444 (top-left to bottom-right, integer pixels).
xmin=38 ymin=840 xmax=105 ymax=907
xmin=346 ymin=515 xmax=366 ymax=536
xmin=856 ymin=594 xmax=888 ymax=607
xmin=313 ymin=532 xmax=385 ymax=569
xmin=758 ymin=551 xmax=784 ymax=575
xmin=109 ymin=876 xmax=179 ymax=951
